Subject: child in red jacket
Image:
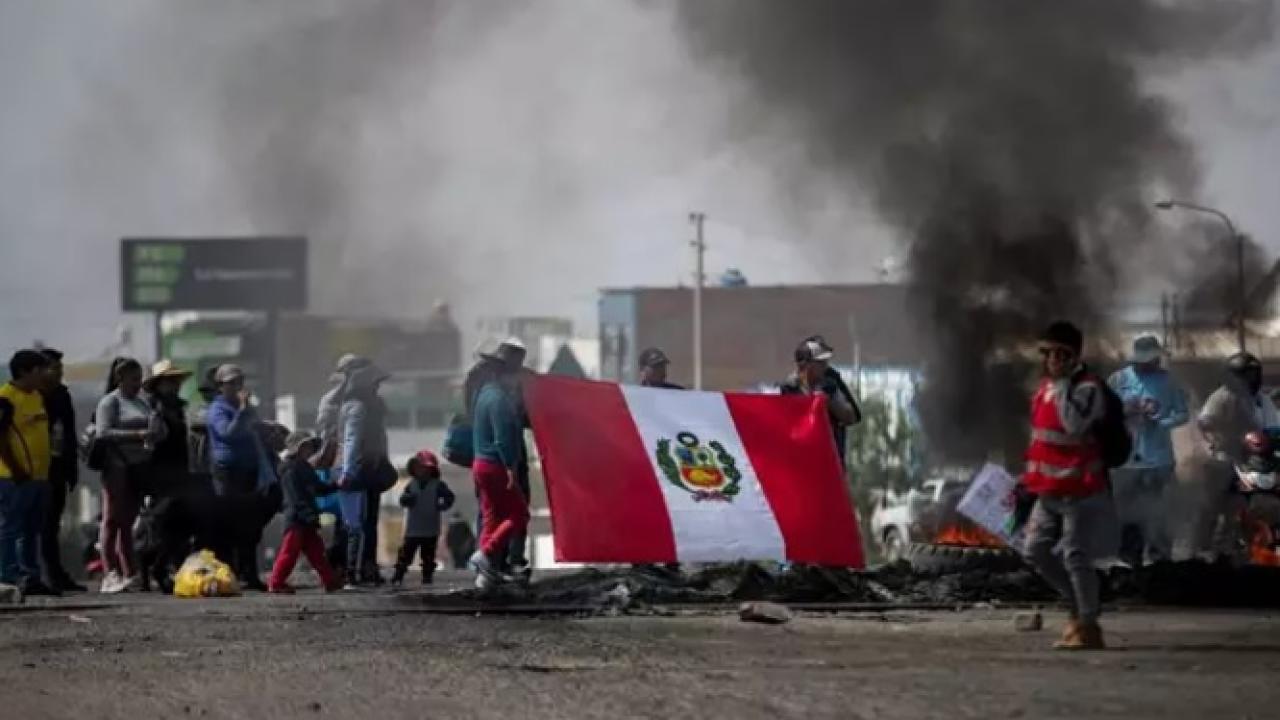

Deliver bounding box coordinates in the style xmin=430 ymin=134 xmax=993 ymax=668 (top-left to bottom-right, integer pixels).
xmin=268 ymin=432 xmax=342 ymax=594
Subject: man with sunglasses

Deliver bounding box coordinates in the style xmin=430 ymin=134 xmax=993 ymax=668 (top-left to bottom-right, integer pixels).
xmin=1021 ymin=321 xmax=1110 ymax=650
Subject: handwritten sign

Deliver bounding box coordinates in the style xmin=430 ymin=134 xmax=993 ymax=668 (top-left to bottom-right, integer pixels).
xmin=956 ymin=463 xmax=1024 ymax=550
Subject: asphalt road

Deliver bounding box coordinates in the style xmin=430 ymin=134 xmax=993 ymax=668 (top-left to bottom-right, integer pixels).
xmin=3 ymin=584 xmax=1279 ymax=720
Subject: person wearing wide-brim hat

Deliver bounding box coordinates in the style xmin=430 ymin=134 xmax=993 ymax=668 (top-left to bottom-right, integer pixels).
xmin=1106 ymin=334 xmax=1188 ymax=568
xmin=143 ymin=360 xmax=196 ymax=494
xmin=142 ymin=359 xmax=193 ymax=394
xmin=478 ymin=338 xmax=527 ymax=370
xmin=464 ymin=338 xmax=534 ymax=582
xmin=465 ymin=338 xmax=529 ymax=415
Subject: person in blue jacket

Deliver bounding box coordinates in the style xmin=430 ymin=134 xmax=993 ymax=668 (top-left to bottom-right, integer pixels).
xmin=468 ymin=356 xmax=529 ymax=590
xmin=1107 ymin=334 xmax=1189 ymax=566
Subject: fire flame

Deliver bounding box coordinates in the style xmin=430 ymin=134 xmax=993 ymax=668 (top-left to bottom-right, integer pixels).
xmin=933 ymin=523 xmax=1004 ymax=548
xmin=1245 ymin=515 xmax=1280 ymax=567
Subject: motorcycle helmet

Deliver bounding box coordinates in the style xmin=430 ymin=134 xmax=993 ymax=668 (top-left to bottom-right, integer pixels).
xmin=1228 ymin=352 xmax=1262 ymax=374
xmin=1228 ymin=352 xmax=1264 ymax=393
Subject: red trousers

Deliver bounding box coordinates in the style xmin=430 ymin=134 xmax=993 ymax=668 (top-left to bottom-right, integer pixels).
xmin=474 ymin=459 xmax=530 ymax=557
xmin=269 ymin=525 xmax=337 ymax=589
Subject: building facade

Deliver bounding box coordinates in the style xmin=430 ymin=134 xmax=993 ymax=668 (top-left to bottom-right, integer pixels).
xmin=599 ymin=283 xmax=923 ymax=390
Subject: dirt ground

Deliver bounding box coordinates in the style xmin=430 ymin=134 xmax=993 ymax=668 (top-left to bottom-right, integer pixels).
xmin=3 ymin=573 xmax=1279 ymax=720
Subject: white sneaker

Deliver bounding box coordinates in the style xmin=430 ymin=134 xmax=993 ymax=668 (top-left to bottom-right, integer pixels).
xmin=100 ymin=571 xmax=123 ymax=594
xmin=469 ymin=551 xmax=501 ymax=591
xmin=120 ymin=575 xmax=142 ymax=593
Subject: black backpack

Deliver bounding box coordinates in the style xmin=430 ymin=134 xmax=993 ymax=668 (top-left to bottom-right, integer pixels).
xmin=1073 ymin=371 xmax=1132 ymax=469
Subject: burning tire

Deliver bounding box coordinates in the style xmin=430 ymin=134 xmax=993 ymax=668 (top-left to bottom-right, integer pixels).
xmin=904 ymin=542 xmax=1024 ymax=576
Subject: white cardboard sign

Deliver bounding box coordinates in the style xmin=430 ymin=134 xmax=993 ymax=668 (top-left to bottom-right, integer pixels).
xmin=956 ymin=463 xmax=1025 ymax=550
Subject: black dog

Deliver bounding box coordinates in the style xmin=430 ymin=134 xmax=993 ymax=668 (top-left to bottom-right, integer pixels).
xmin=136 ymin=481 xmax=283 ymax=593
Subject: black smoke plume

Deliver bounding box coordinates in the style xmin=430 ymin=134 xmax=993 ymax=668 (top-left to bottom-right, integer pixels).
xmin=679 ymin=0 xmax=1274 ymax=463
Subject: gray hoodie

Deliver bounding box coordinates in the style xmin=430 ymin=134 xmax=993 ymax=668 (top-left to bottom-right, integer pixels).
xmin=399 ymin=477 xmax=456 ymax=538
xmin=339 ymin=364 xmax=390 ymax=481
xmin=316 ymin=383 xmax=344 ymax=445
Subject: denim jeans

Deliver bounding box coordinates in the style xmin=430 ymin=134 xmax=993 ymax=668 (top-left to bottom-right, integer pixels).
xmin=1111 ymin=465 xmax=1175 ymax=565
xmin=338 ymin=489 xmax=366 ymax=576
xmin=1022 ymin=492 xmax=1114 ymax=624
xmin=0 ymin=480 xmax=50 ymax=585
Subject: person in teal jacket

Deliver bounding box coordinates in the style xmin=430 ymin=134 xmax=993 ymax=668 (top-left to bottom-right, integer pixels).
xmin=468 ymin=352 xmax=530 ymax=590
xmin=1107 ymin=334 xmax=1189 ymax=565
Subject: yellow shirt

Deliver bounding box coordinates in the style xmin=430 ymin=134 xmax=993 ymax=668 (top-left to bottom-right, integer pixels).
xmin=0 ymin=382 xmax=50 ymax=481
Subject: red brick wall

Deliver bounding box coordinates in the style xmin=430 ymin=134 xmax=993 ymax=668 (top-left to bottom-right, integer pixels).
xmin=623 ymin=284 xmax=920 ymax=390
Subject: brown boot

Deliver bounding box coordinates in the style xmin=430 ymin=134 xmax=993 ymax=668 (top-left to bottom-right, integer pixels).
xmin=1055 ymin=620 xmax=1105 ymax=651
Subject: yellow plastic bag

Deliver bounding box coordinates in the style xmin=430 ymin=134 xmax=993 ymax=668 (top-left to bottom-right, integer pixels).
xmin=173 ymin=550 xmax=241 ymax=598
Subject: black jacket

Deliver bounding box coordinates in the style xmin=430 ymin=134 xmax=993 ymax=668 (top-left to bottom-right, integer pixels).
xmin=779 ymin=367 xmax=862 ymax=423
xmin=41 ymin=384 xmax=78 ymax=487
xmin=281 ymin=457 xmax=336 ymax=528
xmin=149 ymin=393 xmax=190 ymax=469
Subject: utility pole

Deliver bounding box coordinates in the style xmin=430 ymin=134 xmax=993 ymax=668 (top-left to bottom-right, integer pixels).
xmin=689 ymin=211 xmax=706 ymax=390
xmin=1160 ymin=293 xmax=1170 ymax=351
xmin=1155 ymin=199 xmax=1247 ymax=354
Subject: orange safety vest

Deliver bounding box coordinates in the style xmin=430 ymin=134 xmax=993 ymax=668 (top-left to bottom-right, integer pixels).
xmin=1023 ymin=376 xmax=1106 ymax=497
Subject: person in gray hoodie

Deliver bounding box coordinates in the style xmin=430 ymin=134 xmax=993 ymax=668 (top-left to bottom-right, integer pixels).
xmin=392 ymin=450 xmax=455 ymax=586
xmin=316 ymin=354 xmax=370 ymax=446
xmin=336 ymin=362 xmax=394 ymax=588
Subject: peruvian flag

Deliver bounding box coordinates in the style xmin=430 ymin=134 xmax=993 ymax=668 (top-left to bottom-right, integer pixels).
xmin=525 ymin=375 xmax=864 ymax=567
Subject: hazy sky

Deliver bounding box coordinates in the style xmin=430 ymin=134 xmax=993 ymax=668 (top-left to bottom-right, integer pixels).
xmin=0 ymin=1 xmax=1275 ymax=359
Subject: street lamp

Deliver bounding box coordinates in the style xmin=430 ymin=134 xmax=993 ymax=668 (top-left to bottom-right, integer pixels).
xmin=1154 ymin=199 xmax=1247 ymax=354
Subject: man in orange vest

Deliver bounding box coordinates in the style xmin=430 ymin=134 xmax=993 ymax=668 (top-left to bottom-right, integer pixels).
xmin=1021 ymin=321 xmax=1110 ymax=650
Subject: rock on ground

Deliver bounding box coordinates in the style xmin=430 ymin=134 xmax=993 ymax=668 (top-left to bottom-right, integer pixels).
xmin=738 ymin=601 xmax=793 ymax=625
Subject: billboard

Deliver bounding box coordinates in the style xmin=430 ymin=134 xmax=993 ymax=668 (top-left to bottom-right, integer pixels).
xmin=121 ymin=237 xmax=307 ymax=312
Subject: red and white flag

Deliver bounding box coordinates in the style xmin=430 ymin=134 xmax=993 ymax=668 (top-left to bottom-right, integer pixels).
xmin=525 ymin=375 xmax=864 ymax=567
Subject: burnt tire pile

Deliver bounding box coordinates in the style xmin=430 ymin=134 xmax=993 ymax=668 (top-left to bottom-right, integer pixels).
xmin=903 ymin=542 xmax=1025 ymax=576
xmin=395 ymin=558 xmax=1280 ymax=615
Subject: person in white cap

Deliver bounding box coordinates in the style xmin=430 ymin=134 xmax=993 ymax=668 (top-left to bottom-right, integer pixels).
xmin=779 ymin=336 xmax=860 ymax=467
xmin=1106 ymin=333 xmax=1188 ymax=565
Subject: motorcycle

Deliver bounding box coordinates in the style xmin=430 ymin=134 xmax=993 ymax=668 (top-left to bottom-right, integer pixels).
xmin=1235 ymin=430 xmax=1280 ymax=492
xmin=1231 ymin=430 xmax=1280 ymax=561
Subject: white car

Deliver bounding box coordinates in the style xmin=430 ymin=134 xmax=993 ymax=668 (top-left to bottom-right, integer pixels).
xmin=869 ymin=472 xmax=971 ymax=562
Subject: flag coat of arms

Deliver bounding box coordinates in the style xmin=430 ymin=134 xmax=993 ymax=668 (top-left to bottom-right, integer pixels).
xmin=525 ymin=375 xmax=864 ymax=567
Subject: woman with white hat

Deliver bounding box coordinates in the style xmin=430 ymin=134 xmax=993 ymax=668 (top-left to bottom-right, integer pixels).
xmin=142 ymin=360 xmax=194 ymax=496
